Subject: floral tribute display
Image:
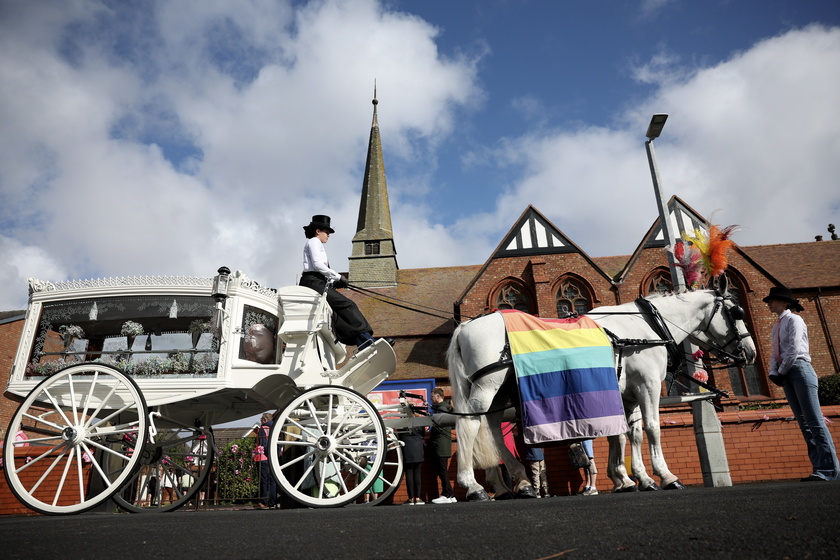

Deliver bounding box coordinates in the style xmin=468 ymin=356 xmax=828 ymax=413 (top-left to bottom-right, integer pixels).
xmin=121 ymin=321 xmax=145 ymax=337
xmin=188 ymin=320 xmax=211 ymax=334
xmin=58 ymin=324 xmax=85 ymax=340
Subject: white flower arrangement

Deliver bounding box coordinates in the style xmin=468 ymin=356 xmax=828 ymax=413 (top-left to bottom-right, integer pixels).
xmin=121 ymin=321 xmax=145 ymax=337
xmin=59 ymin=324 xmax=85 ymax=339
xmin=188 ymin=319 xmax=211 ymax=334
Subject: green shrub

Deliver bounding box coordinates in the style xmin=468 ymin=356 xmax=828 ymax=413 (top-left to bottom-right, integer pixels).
xmin=215 ymin=437 xmax=260 ymax=503
xmin=818 ymin=373 xmax=840 ymax=406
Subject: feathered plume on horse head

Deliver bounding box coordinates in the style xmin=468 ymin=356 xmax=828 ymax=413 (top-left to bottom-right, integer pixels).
xmin=671 ymin=224 xmax=739 ymax=288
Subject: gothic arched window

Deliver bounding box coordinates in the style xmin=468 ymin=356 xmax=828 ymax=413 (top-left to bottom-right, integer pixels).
xmin=555 ymin=279 xmax=592 ymax=317
xmin=495 ymin=284 xmax=531 ymax=312
xmin=644 ymin=268 xmax=673 ymax=296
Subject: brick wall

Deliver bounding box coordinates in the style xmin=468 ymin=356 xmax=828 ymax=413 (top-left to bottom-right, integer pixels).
xmin=388 ymin=404 xmax=840 ymax=504
xmin=1 ymin=318 xmax=24 ymax=435
xmin=1 ymin=447 xmax=92 ymax=516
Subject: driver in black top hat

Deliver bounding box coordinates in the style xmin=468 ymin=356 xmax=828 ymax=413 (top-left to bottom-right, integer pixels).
xmin=299 ymin=215 xmax=379 ymax=349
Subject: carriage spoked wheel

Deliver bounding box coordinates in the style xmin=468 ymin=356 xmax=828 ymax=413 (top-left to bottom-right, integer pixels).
xmin=268 ymin=386 xmax=386 ymax=508
xmin=358 ymin=428 xmax=403 ymax=507
xmin=111 ymin=419 xmax=214 ymax=513
xmin=2 ymin=364 xmax=149 ymax=515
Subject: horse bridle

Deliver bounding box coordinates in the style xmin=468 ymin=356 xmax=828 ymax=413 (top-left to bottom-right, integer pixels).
xmin=689 ymin=291 xmax=751 ymax=365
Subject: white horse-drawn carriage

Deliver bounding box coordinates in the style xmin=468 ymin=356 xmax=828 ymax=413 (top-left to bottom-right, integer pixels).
xmin=3 ymin=267 xmax=417 ymax=515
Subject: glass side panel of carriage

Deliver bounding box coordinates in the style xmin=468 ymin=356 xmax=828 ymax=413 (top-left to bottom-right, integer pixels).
xmin=27 ymin=295 xmax=223 ymax=378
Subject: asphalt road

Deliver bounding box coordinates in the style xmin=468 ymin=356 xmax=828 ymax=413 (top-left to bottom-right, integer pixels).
xmin=2 ymin=481 xmax=838 ymax=560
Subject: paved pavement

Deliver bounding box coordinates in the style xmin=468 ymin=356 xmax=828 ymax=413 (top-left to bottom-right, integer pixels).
xmin=2 ymin=480 xmax=839 ymax=559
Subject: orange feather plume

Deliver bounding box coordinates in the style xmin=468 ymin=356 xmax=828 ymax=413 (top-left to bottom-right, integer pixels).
xmin=707 ymin=224 xmax=738 ymax=277
xmin=680 ymin=224 xmax=739 ymax=280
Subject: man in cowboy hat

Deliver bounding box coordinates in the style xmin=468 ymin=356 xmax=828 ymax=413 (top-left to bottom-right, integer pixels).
xmin=764 ymin=286 xmax=839 ymax=481
xmin=299 ymin=215 xmax=377 ymax=348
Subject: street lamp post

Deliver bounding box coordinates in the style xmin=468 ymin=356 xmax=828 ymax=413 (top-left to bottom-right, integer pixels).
xmin=645 ymin=114 xmax=732 ymax=487
xmin=645 ymin=114 xmax=685 ymax=291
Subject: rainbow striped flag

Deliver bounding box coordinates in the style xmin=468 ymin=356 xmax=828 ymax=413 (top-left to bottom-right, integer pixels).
xmin=500 ymin=310 xmax=628 ymax=444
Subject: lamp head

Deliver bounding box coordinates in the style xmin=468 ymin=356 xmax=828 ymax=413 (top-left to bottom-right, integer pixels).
xmin=211 ymin=266 xmax=232 ymax=303
xmin=646 ymin=114 xmax=668 ymax=139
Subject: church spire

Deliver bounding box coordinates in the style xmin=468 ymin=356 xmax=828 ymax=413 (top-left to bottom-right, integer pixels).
xmin=349 ymin=86 xmax=398 ymax=286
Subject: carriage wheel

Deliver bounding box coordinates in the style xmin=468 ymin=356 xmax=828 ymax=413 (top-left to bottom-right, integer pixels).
xmin=360 ymin=428 xmax=403 ymax=506
xmin=112 ymin=420 xmax=214 ymax=513
xmin=2 ymin=364 xmax=149 ymax=515
xmin=268 ymin=386 xmax=386 ymax=508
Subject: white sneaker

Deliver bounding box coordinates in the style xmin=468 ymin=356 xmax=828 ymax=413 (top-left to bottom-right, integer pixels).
xmin=431 ymin=496 xmax=451 ymax=504
xmin=449 ymin=496 xmax=457 ymax=503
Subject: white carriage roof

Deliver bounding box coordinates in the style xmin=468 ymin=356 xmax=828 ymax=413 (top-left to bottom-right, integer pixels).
xmin=27 ymin=271 xmax=278 ymax=300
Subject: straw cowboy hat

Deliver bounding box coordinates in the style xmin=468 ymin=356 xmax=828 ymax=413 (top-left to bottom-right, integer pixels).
xmin=303 ymin=215 xmax=334 ymax=234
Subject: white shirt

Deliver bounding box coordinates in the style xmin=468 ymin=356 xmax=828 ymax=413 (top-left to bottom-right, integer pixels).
xmin=302 ymin=237 xmax=341 ymax=281
xmin=769 ymin=309 xmax=811 ymax=377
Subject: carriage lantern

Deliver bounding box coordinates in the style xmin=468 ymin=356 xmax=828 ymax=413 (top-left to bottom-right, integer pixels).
xmin=211 ymin=266 xmax=231 ymax=336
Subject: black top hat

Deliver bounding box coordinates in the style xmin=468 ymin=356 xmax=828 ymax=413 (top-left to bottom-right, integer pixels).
xmin=303 ymin=215 xmax=334 ymax=234
xmin=762 ymin=286 xmax=804 ymax=311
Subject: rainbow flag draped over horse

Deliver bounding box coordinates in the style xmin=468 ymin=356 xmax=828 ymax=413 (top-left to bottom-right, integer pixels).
xmin=499 ymin=310 xmax=629 ymax=444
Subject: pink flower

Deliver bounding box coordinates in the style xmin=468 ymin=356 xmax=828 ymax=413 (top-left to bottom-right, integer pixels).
xmin=692 ymin=349 xmax=705 ymax=360
xmin=234 ymin=469 xmax=239 ymax=475
xmin=692 ymin=370 xmax=709 ymax=383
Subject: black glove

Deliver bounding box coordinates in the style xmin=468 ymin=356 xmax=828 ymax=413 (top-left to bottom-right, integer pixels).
xmin=334 ymin=275 xmax=349 ymax=289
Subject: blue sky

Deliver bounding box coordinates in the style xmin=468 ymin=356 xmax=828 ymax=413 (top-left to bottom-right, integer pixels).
xmin=1 ymin=0 xmax=839 ymax=310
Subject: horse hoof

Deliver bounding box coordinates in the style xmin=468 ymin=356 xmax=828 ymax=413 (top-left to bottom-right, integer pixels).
xmin=466 ymin=489 xmax=491 ymax=502
xmin=615 ymin=484 xmax=639 ymax=493
xmin=664 ymin=480 xmax=686 ymax=490
xmin=640 ymin=483 xmax=661 ymax=491
xmin=516 ymin=486 xmax=538 ymax=499
xmin=493 ymin=492 xmax=516 ymax=501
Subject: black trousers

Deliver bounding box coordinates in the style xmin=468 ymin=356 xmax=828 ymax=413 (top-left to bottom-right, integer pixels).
xmin=299 ymin=272 xmax=373 ymax=345
xmin=434 ymin=456 xmax=454 ymax=498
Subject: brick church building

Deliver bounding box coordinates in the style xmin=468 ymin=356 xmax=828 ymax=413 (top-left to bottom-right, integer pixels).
xmin=343 ymin=97 xmax=840 ymax=409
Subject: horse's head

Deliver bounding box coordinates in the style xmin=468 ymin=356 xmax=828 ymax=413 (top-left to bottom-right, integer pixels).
xmin=692 ymin=276 xmax=756 ymax=366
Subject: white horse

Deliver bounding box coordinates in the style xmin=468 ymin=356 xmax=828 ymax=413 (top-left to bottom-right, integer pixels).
xmin=447 ymin=286 xmax=756 ymax=501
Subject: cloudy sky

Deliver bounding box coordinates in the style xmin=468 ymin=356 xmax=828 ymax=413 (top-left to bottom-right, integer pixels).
xmin=1 ymin=0 xmax=838 ymax=311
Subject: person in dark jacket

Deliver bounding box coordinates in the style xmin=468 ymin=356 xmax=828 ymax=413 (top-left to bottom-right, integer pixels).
xmin=429 ymin=388 xmax=456 ymax=504
xmin=255 ymin=412 xmax=278 ymax=509
xmin=398 ymin=419 xmax=426 ymax=505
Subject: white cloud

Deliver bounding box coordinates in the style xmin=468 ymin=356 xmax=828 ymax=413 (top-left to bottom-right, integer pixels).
xmin=0 ymin=0 xmax=482 ymax=309
xmin=477 ymin=24 xmax=840 ymax=260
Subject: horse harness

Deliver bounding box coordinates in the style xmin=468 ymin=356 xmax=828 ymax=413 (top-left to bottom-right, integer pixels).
xmin=602 ymin=297 xmax=683 ymax=380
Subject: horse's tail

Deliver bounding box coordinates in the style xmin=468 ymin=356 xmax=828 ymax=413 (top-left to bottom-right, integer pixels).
xmin=446 ymin=320 xmax=501 ymax=470
xmin=446 ymin=322 xmax=469 ymax=414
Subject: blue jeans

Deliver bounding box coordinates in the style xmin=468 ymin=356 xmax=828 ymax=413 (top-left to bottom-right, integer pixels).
xmin=782 ymin=359 xmax=840 ymax=480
